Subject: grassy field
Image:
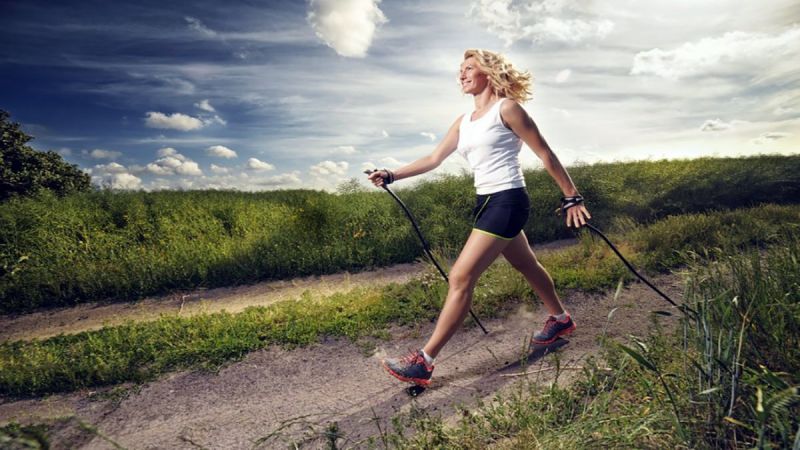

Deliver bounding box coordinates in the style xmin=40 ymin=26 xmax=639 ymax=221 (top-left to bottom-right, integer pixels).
xmin=382 ymin=227 xmax=800 ymax=449
xmin=2 ymin=204 xmax=798 ymax=448
xmin=1 ymin=203 xmax=797 ymax=399
xmin=1 ymin=155 xmax=799 ymax=313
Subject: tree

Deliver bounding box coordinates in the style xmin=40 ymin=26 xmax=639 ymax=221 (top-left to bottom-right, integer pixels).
xmin=0 ymin=109 xmax=92 ymax=201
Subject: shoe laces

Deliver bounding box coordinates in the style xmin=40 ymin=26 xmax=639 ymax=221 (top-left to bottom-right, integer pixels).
xmin=542 ymin=316 xmax=561 ymax=333
xmin=399 ymin=349 xmax=424 ymax=366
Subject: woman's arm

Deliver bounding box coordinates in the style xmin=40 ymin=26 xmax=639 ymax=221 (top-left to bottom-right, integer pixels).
xmin=368 ymin=115 xmax=462 ymax=186
xmin=501 ymin=100 xmax=591 ymax=227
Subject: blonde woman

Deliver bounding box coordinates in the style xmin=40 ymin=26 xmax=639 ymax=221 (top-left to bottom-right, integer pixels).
xmin=367 ymin=49 xmax=591 ymax=386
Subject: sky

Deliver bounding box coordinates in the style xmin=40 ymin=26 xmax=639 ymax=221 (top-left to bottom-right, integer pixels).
xmin=1 ymin=0 xmax=799 ymax=192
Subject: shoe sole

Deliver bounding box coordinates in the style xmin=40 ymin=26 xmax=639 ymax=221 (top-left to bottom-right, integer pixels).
xmin=531 ymin=321 xmax=577 ymax=345
xmin=381 ymin=360 xmax=432 ymax=387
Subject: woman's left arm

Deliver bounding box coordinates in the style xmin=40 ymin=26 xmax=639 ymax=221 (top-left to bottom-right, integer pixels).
xmin=501 ymin=100 xmax=591 ymax=228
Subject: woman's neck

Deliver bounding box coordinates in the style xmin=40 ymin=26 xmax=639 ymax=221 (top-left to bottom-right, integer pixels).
xmin=472 ymin=88 xmax=500 ymax=110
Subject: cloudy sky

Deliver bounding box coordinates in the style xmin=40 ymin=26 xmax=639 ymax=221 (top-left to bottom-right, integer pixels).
xmin=1 ymin=0 xmax=798 ymax=191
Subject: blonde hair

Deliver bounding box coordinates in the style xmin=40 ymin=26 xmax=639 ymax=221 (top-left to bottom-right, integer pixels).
xmin=463 ymin=49 xmax=533 ymax=103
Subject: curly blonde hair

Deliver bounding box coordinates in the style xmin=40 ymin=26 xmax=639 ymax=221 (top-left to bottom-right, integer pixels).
xmin=463 ymin=49 xmax=533 ymax=103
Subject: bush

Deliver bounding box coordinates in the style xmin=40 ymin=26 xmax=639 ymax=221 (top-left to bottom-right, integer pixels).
xmin=0 ymin=110 xmax=92 ymax=201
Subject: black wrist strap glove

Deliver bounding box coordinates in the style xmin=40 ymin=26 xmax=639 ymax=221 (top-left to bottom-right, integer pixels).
xmin=382 ymin=168 xmax=395 ymax=184
xmin=555 ymin=195 xmax=584 ymax=215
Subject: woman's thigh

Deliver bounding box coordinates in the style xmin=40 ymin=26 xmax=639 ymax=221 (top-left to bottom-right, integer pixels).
xmin=501 ymin=231 xmax=538 ymax=271
xmin=450 ymin=229 xmax=511 ymax=286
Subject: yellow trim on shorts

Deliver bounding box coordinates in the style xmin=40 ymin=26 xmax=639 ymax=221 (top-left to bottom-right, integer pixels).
xmin=473 ymin=195 xmax=492 ymax=227
xmin=472 ymin=228 xmax=514 ymax=241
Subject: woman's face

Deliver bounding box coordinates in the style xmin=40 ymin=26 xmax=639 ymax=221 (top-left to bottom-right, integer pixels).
xmin=459 ymin=57 xmax=489 ymax=95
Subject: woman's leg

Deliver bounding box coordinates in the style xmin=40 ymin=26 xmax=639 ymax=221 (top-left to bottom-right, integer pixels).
xmin=422 ymin=230 xmax=511 ymax=358
xmin=502 ymin=231 xmax=566 ymax=315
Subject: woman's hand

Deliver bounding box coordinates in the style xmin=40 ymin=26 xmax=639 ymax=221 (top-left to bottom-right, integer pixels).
xmin=566 ymin=204 xmax=591 ymax=228
xmin=366 ymin=170 xmax=390 ymax=187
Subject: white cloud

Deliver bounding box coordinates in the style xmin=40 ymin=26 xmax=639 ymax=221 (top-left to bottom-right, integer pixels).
xmin=157 ymin=147 xmax=184 ymax=159
xmin=420 ymin=132 xmax=436 ymax=141
xmin=207 ymin=145 xmax=238 ymax=158
xmin=752 ymin=131 xmax=792 ymax=145
xmin=279 ymin=95 xmax=312 ymax=105
xmin=552 ymin=107 xmax=571 ymax=118
xmin=773 ymin=105 xmax=795 ymax=116
xmin=247 ymin=157 xmax=276 ymax=171
xmin=144 ymin=112 xmax=205 ymax=131
xmin=195 ymin=99 xmax=216 ymax=112
xmin=631 ymin=27 xmax=800 ymax=79
xmin=700 ymin=119 xmax=732 ymax=132
xmin=128 ymin=164 xmax=146 ymax=174
xmin=381 ymin=130 xmax=389 ymax=138
xmin=185 ymin=16 xmax=217 ymax=37
xmin=94 ymin=172 xmax=142 ymax=190
xmin=176 ymin=161 xmax=202 ymax=176
xmin=93 ymin=162 xmax=127 ymax=174
xmin=468 ymin=0 xmax=614 ymax=46
xmin=310 ymin=160 xmax=349 ymax=176
xmin=146 ymin=148 xmax=202 ymax=176
xmin=307 ymin=0 xmax=387 ymax=57
xmin=258 ymin=171 xmax=303 ymax=186
xmin=210 ymin=164 xmax=230 ymax=174
xmin=529 ymin=17 xmax=614 ymax=44
xmin=56 ymin=147 xmax=72 ymax=156
xmin=110 ymin=173 xmax=142 ymax=190
xmin=555 ymin=69 xmax=571 ymax=83
xmin=380 ymin=156 xmax=405 ymax=167
xmin=202 ymin=115 xmax=227 ymax=126
xmin=335 ymin=145 xmax=357 ymax=155
xmin=84 ymin=148 xmax=122 ymax=159
xmin=146 ymin=162 xmax=174 ymax=175
xmin=361 ymin=161 xmax=376 ymax=172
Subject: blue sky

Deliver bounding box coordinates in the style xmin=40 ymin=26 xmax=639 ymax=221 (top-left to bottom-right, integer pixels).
xmin=1 ymin=0 xmax=798 ymax=191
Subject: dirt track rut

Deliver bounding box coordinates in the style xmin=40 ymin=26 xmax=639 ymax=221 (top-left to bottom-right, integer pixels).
xmin=0 ymin=268 xmax=685 ymax=449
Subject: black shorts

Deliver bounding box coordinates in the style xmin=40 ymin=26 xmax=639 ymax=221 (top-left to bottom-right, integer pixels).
xmin=472 ymin=187 xmax=530 ymax=240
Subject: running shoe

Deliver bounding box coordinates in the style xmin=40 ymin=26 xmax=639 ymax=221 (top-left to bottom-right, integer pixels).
xmin=382 ymin=349 xmax=434 ymax=386
xmin=531 ymin=314 xmax=576 ymax=345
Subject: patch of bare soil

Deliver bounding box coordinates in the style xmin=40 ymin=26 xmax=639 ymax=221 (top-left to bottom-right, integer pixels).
xmin=0 ymin=266 xmax=685 ymax=449
xmin=0 ymin=239 xmax=577 ymax=343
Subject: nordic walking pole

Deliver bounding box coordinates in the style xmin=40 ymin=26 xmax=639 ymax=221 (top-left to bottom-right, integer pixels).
xmin=557 ymin=196 xmax=695 ymax=316
xmin=365 ymin=170 xmax=489 ymax=334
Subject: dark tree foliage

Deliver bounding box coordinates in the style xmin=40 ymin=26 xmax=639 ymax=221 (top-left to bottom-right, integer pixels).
xmin=0 ymin=109 xmax=92 ymax=201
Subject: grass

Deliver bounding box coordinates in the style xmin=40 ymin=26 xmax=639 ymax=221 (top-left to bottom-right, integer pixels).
xmin=2 ymin=154 xmax=799 ymax=313
xmin=1 ymin=203 xmax=798 ymax=398
xmin=359 ymin=230 xmax=800 ymax=450
xmin=354 ymin=231 xmax=800 ymax=449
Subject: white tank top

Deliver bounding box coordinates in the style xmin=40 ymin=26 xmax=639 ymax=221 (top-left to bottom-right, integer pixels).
xmin=456 ymin=98 xmax=526 ymax=195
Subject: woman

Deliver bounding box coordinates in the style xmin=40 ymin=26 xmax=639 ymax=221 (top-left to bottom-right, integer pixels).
xmin=367 ymin=49 xmax=591 ymax=387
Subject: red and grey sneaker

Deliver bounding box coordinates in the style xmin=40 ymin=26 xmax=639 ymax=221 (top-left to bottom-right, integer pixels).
xmin=382 ymin=349 xmax=434 ymax=386
xmin=531 ymin=314 xmax=576 ymax=345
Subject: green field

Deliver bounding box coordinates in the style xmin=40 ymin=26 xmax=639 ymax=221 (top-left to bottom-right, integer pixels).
xmin=2 ymin=203 xmax=798 ymax=448
xmin=383 ymin=225 xmax=800 ymax=449
xmin=1 ymin=155 xmax=799 ymax=448
xmin=1 ymin=203 xmax=798 ymax=400
xmin=2 ymin=155 xmax=799 ymax=313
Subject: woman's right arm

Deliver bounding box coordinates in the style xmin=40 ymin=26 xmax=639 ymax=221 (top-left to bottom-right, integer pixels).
xmin=368 ymin=115 xmax=462 ymax=186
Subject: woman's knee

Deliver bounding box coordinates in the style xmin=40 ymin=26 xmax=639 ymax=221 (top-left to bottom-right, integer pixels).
xmin=448 ymin=268 xmax=476 ymax=291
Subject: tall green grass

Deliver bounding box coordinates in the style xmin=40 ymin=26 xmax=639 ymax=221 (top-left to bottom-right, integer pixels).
xmin=1 ymin=204 xmax=798 ymax=398
xmin=1 ymin=155 xmax=799 ymax=313
xmin=681 ymin=229 xmax=800 ymax=448
xmin=378 ymin=226 xmax=800 ymax=450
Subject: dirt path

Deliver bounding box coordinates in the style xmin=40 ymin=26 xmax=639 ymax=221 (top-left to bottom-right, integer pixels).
xmin=0 ymin=267 xmax=685 ymax=449
xmin=0 ymin=263 xmax=424 ymax=344
xmin=0 ymin=239 xmax=577 ymax=343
